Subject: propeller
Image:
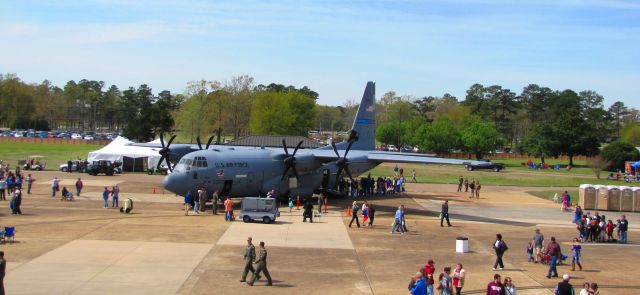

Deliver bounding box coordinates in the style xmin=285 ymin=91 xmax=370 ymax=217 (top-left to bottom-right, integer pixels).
xmin=281 ymin=139 xmax=304 ymax=183
xmin=196 ymin=135 xmax=215 ymax=150
xmin=331 ymin=139 xmax=356 ymax=189
xmin=157 ymin=132 xmax=176 ymax=172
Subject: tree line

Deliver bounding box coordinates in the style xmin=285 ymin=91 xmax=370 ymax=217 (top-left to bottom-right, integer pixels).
xmin=0 ymin=74 xmax=318 ymax=142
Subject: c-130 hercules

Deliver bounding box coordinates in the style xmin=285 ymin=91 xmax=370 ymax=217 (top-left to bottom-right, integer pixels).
xmin=135 ymin=82 xmax=488 ymax=198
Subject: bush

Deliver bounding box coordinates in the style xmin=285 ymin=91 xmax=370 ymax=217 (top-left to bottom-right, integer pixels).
xmin=600 ymin=140 xmax=640 ymax=171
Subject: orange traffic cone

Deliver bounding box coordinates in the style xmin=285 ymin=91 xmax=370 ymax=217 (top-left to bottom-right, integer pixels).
xmin=347 ymin=206 xmax=351 ymax=216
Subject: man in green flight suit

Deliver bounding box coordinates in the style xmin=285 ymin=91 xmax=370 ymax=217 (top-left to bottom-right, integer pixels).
xmin=239 ymin=237 xmax=256 ymax=282
xmin=248 ymin=241 xmax=272 ymax=286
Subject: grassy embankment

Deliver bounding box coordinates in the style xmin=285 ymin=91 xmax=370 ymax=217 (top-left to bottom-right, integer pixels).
xmin=0 ymin=142 xmax=104 ymax=170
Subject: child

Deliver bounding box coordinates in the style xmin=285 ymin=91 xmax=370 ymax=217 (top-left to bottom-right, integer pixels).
xmin=606 ymin=220 xmax=614 ymax=242
xmin=571 ymin=238 xmax=582 ymax=271
xmin=288 ymin=198 xmax=294 ymax=212
xmin=527 ymin=242 xmax=534 ymax=262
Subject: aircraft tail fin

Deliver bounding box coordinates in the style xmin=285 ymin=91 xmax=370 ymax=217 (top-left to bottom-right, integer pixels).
xmin=349 ymin=81 xmax=376 ymax=150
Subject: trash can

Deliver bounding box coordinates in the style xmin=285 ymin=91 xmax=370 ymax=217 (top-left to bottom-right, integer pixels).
xmin=620 ymin=186 xmax=633 ymax=212
xmin=607 ymin=185 xmax=621 ymax=211
xmin=579 ymin=184 xmax=596 ymax=210
xmin=456 ymin=237 xmax=469 ymax=253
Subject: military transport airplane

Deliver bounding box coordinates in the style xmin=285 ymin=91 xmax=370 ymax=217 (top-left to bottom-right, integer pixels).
xmin=135 ymin=82 xmax=490 ymax=198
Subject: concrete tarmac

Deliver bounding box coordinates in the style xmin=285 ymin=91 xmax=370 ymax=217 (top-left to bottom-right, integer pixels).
xmin=2 ymin=171 xmax=639 ymax=294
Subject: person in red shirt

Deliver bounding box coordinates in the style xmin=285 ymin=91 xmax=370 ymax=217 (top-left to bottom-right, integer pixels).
xmin=486 ymin=273 xmax=505 ymax=295
xmin=424 ymin=259 xmax=435 ymax=295
xmin=606 ymin=220 xmax=614 ymax=242
xmin=224 ymin=197 xmax=234 ymax=221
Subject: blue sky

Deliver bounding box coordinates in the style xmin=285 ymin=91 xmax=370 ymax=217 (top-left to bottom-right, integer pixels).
xmin=1 ymin=0 xmax=638 ymax=107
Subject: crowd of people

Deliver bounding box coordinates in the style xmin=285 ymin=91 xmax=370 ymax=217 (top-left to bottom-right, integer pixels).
xmin=1 ymin=165 xmax=36 ymax=215
xmin=456 ymin=176 xmax=482 ymax=199
xmin=408 ymin=259 xmax=466 ymax=295
xmin=573 ymin=207 xmax=629 ymax=244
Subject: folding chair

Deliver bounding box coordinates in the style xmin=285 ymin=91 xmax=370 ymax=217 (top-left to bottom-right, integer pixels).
xmin=4 ymin=226 xmax=15 ymax=243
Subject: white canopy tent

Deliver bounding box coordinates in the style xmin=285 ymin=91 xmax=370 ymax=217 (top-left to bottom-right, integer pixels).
xmin=87 ymin=136 xmax=161 ymax=172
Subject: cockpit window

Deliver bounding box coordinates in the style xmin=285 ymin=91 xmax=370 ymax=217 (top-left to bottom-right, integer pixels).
xmin=192 ymin=156 xmax=208 ymax=168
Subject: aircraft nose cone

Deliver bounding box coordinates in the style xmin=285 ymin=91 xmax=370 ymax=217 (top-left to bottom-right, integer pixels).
xmin=162 ymin=174 xmax=182 ymax=195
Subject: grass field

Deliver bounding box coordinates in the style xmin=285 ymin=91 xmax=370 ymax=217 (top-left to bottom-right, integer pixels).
xmin=526 ymin=189 xmax=580 ymax=205
xmin=368 ymin=162 xmax=629 ymax=187
xmin=0 ymin=142 xmax=104 ymax=170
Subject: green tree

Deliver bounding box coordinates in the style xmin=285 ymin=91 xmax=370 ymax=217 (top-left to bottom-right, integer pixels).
xmin=621 ymin=123 xmax=640 ymax=146
xmin=608 ymin=101 xmax=628 ymax=140
xmin=249 ymin=91 xmax=293 ymax=135
xmin=521 ymin=122 xmax=559 ymax=163
xmin=461 ymin=122 xmax=498 ymax=159
xmin=122 ymin=85 xmax=155 ymax=142
xmin=415 ymin=119 xmax=461 ymax=156
xmin=600 ymin=140 xmax=640 ymax=171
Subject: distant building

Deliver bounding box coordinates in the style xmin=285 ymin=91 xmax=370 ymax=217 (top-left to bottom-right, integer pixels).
xmin=226 ymin=135 xmax=324 ymax=149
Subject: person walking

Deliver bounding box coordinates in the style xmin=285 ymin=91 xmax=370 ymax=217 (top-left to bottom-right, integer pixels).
xmin=440 ymin=266 xmax=453 ymax=295
xmin=11 ymin=189 xmax=22 ymax=215
xmin=75 ymin=178 xmax=83 ymax=197
xmin=475 ymin=181 xmax=482 ymax=198
xmin=504 ymin=277 xmax=516 ymax=295
xmin=1 ymin=251 xmax=6 ymax=295
xmin=317 ymin=194 xmax=323 ymax=214
xmin=554 ymin=275 xmax=575 ymax=295
xmin=224 ymin=197 xmax=233 ymax=221
xmin=424 ymin=259 xmax=435 ymax=295
xmin=193 ymin=188 xmax=201 ymax=214
xmin=361 ymin=201 xmax=369 ymax=227
xmin=211 ymin=190 xmax=219 ymax=215
xmin=111 ymin=185 xmax=120 ymax=208
xmin=248 ymin=241 xmax=272 ymax=286
xmin=26 ymin=174 xmax=34 ymax=194
xmin=532 ymin=229 xmax=545 ymax=263
xmin=0 ymin=177 xmax=6 ymax=201
xmin=464 ymin=178 xmax=469 ymax=192
xmin=240 ymin=237 xmax=256 ymax=283
xmin=441 ymin=200 xmax=452 ymax=227
xmin=303 ymin=199 xmax=314 ymax=223
xmin=368 ymin=204 xmax=376 ymax=227
xmin=184 ymin=191 xmax=192 ymax=216
xmin=571 ymin=238 xmax=583 ymax=271
xmin=102 ymin=187 xmax=109 ymax=208
xmin=486 ymin=274 xmax=505 ymax=295
xmin=411 ymin=169 xmax=417 ymax=183
xmin=452 ymin=263 xmax=465 ymax=295
xmin=288 ymin=197 xmax=294 ymax=212
xmin=391 ymin=205 xmax=404 ymax=234
xmin=546 ymin=237 xmax=562 ymax=279
xmin=51 ymin=176 xmax=59 ymax=198
xmin=349 ymin=201 xmax=360 ymax=228
xmin=492 ymin=233 xmax=508 ymax=270
xmin=469 ymin=180 xmax=475 ymax=198
xmin=457 ymin=176 xmax=463 ymax=192
xmin=619 ymin=215 xmax=628 ymax=244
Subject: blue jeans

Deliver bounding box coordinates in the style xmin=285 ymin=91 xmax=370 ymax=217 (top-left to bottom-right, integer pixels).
xmin=391 ymin=219 xmax=404 ymax=233
xmin=76 ymin=188 xmax=81 ymax=197
xmin=548 ymin=255 xmax=558 ymax=277
xmin=112 ymin=196 xmax=118 ymax=207
xmin=621 ymin=231 xmax=627 ymax=243
xmin=194 ymin=201 xmax=200 ymax=213
xmin=52 ymin=187 xmax=57 ymax=197
xmin=103 ymin=198 xmax=108 ymax=208
xmin=426 ymin=284 xmax=434 ymax=295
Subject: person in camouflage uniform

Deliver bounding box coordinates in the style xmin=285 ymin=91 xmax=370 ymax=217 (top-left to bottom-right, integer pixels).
xmin=239 ymin=237 xmax=256 ymax=282
xmin=248 ymin=241 xmax=272 ymax=286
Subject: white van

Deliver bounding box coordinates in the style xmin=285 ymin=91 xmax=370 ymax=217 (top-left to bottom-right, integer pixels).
xmin=240 ymin=197 xmax=280 ymax=224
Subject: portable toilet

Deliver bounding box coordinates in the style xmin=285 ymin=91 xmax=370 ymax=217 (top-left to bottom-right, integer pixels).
xmin=634 ymin=187 xmax=640 ymax=212
xmin=594 ymin=185 xmax=607 ymax=210
xmin=607 ymin=186 xmax=621 ymax=211
xmin=579 ymin=184 xmax=596 ymax=210
xmin=620 ymin=186 xmax=633 ymax=212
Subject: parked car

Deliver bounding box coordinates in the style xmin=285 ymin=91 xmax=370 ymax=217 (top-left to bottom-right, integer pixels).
xmin=57 ymin=132 xmax=70 ymax=138
xmin=87 ymin=160 xmax=115 ymax=176
xmin=83 ymin=135 xmax=94 ymax=140
xmin=400 ymin=146 xmax=414 ymax=153
xmin=71 ymin=133 xmax=82 ymax=140
xmin=59 ymin=160 xmax=84 ymax=172
xmin=387 ymin=144 xmax=398 ymax=152
xmin=465 ymin=161 xmax=505 ymax=172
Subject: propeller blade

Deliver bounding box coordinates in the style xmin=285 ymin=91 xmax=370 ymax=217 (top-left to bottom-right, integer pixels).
xmin=331 ymin=141 xmax=340 ymax=158
xmin=157 ymin=156 xmax=165 ymax=170
xmin=166 ymin=134 xmax=176 ymax=147
xmin=344 ymin=166 xmax=355 ymax=184
xmin=291 ymin=166 xmax=300 ymax=182
xmin=282 ymin=139 xmax=289 ymax=155
xmin=196 ymin=137 xmax=203 ymax=150
xmin=165 ymin=157 xmax=173 ymax=172
xmin=333 ymin=167 xmax=344 ymax=189
xmin=159 ymin=133 xmax=165 ymax=148
xmin=206 ymin=136 xmax=215 ymax=149
xmin=280 ymin=166 xmax=291 ymax=181
xmin=344 ymin=139 xmax=355 ymax=158
xmin=292 ymin=141 xmax=303 ymax=156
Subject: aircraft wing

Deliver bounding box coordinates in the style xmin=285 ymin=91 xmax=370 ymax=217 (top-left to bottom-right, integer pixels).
xmin=366 ymin=152 xmax=490 ymax=166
